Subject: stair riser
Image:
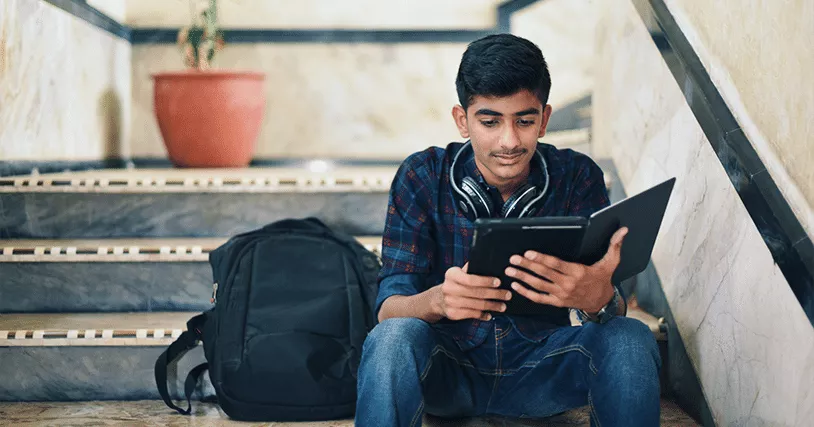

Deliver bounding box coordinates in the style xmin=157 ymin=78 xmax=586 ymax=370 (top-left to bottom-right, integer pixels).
xmin=0 ymin=263 xmax=212 ymax=313
xmin=0 ymin=193 xmax=388 ymax=238
xmin=0 ymin=346 xmax=214 ymax=401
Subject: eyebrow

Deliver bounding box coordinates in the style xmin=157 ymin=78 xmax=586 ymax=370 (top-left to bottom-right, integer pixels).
xmin=474 ymin=107 xmax=540 ymax=117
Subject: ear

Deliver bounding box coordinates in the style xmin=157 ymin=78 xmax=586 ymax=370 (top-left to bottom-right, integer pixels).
xmin=537 ymin=104 xmax=553 ymax=138
xmin=452 ymin=105 xmax=470 ymax=138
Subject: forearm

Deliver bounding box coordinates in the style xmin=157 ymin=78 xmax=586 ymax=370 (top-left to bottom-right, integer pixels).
xmin=377 ymin=287 xmax=444 ymax=324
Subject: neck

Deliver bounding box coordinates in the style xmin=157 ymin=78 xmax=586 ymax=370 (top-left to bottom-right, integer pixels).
xmin=475 ymin=160 xmax=531 ymax=202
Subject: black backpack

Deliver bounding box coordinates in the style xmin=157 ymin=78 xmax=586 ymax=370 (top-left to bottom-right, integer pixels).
xmin=155 ymin=217 xmax=381 ymax=421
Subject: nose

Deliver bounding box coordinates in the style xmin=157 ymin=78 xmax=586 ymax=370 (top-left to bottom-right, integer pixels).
xmin=499 ymin=125 xmax=522 ymax=151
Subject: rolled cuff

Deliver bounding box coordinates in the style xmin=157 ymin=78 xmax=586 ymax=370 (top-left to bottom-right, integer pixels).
xmin=374 ymin=273 xmax=425 ymax=318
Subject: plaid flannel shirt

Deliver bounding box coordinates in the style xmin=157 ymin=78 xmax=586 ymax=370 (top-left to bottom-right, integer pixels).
xmin=375 ymin=141 xmax=615 ymax=350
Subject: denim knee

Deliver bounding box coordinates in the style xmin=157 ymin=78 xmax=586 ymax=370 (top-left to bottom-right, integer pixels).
xmin=586 ymin=316 xmax=662 ymax=371
xmin=362 ymin=317 xmax=436 ymax=368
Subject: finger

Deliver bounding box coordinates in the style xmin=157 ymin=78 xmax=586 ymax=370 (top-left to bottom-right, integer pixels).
xmin=462 ymin=262 xmax=469 ymax=273
xmin=524 ymin=251 xmax=580 ymax=277
xmin=510 ymin=282 xmax=563 ymax=307
xmin=509 ymin=254 xmax=566 ymax=283
xmin=504 ymin=267 xmax=563 ymax=297
xmin=458 ymin=271 xmax=501 ymax=288
xmin=447 ymin=266 xmax=497 ymax=288
xmin=446 ymin=296 xmax=507 ymax=313
xmin=447 ymin=283 xmax=513 ymax=301
xmin=447 ymin=307 xmax=492 ymax=321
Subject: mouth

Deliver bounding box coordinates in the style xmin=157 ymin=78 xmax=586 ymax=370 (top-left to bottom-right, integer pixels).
xmin=493 ymin=152 xmax=525 ymax=164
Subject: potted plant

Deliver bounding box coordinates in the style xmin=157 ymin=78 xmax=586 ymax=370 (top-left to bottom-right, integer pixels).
xmin=153 ymin=0 xmax=266 ymax=168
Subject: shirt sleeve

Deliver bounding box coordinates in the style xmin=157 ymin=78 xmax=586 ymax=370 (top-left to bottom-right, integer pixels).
xmin=375 ymin=152 xmax=437 ymax=317
xmin=568 ymin=157 xmax=611 ymax=217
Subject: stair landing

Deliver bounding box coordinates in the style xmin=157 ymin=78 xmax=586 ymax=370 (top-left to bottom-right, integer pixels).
xmin=0 ymin=399 xmax=699 ymax=426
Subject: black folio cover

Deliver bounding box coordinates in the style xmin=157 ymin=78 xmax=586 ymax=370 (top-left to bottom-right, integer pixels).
xmin=467 ymin=177 xmax=676 ymax=316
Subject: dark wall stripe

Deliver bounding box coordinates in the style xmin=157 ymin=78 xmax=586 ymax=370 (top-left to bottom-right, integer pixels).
xmin=131 ymin=29 xmax=496 ymax=45
xmin=632 ymin=0 xmax=814 ymax=325
xmin=44 ymin=0 xmax=130 ymax=40
xmin=497 ymin=0 xmax=543 ymax=32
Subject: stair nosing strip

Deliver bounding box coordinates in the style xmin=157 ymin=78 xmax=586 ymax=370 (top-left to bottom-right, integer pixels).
xmin=0 ymin=241 xmax=382 ymax=262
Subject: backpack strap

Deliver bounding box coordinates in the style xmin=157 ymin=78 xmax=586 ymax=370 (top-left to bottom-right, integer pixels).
xmin=155 ymin=313 xmax=207 ymax=415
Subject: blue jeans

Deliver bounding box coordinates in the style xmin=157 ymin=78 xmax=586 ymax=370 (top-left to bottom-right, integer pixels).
xmin=355 ymin=315 xmax=661 ymax=427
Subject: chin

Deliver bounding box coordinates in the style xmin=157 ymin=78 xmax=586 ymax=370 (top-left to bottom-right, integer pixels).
xmin=490 ymin=162 xmax=527 ymax=180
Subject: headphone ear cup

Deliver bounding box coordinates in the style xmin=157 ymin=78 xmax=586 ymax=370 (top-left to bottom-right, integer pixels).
xmin=460 ymin=176 xmax=494 ymax=219
xmin=502 ymin=184 xmax=538 ymax=218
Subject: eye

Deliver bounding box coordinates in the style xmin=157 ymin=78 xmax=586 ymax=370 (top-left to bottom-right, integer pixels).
xmin=517 ymin=119 xmax=535 ymax=127
xmin=480 ymin=120 xmax=498 ymax=128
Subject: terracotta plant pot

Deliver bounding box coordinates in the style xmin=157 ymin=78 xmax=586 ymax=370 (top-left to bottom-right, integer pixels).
xmin=153 ymin=71 xmax=266 ymax=168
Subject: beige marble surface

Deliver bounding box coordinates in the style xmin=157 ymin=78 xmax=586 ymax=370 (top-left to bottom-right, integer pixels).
xmin=0 ymin=0 xmax=131 ymax=161
xmin=511 ymin=0 xmax=598 ymax=112
xmin=0 ymin=399 xmax=699 ymax=426
xmin=131 ymin=43 xmax=468 ymax=160
xmin=594 ymin=1 xmax=814 ymax=425
xmin=666 ymin=0 xmax=814 ymax=239
xmin=124 ymin=0 xmax=500 ymax=29
xmin=0 ymin=312 xmax=195 ymax=331
xmin=86 ymin=0 xmax=127 ymax=23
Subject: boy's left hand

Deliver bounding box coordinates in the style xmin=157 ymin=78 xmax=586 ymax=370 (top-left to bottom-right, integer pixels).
xmin=504 ymin=227 xmax=628 ymax=313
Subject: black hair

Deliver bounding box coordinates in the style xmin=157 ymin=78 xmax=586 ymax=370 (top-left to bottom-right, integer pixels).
xmin=455 ymin=34 xmax=551 ymax=110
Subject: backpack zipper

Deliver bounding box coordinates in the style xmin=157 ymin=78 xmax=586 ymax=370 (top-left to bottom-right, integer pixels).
xmin=210 ymin=282 xmax=218 ymax=304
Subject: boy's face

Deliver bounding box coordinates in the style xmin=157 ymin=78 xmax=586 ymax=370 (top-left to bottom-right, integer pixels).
xmin=452 ymin=89 xmax=552 ymax=189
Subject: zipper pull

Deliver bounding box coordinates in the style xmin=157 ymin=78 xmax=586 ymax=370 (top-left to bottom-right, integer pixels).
xmin=210 ymin=282 xmax=218 ymax=304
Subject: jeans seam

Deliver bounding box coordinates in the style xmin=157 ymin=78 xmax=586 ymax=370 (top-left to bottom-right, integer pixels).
xmin=412 ymin=345 xmax=446 ymax=427
xmin=427 ymin=346 xmax=477 ymax=373
xmin=409 ymin=400 xmax=425 ymax=427
xmin=485 ymin=326 xmax=503 ymax=412
xmin=496 ymin=324 xmax=512 ymax=339
xmin=542 ymin=344 xmax=598 ymax=375
xmin=588 ymin=391 xmax=602 ymax=427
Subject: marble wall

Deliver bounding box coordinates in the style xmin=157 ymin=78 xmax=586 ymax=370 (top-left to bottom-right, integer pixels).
xmin=0 ymin=0 xmax=131 ymax=161
xmin=124 ymin=0 xmax=500 ymax=29
xmin=594 ymin=1 xmax=814 ymax=425
xmin=665 ymin=0 xmax=814 ymax=238
xmin=511 ymin=0 xmax=598 ymax=113
xmin=129 ymin=0 xmax=600 ymax=160
xmin=131 ymin=43 xmax=467 ymax=159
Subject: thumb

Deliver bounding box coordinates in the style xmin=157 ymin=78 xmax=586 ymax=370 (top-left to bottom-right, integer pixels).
xmin=462 ymin=262 xmax=469 ymax=273
xmin=600 ymin=227 xmax=628 ymax=265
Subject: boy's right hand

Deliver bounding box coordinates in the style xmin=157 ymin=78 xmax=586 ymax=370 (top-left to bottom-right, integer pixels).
xmin=432 ymin=263 xmax=513 ymax=321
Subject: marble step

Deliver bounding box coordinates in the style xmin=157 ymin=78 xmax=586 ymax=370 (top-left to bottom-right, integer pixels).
xmin=0 ymin=167 xmax=396 ymax=239
xmin=0 ymin=237 xmax=382 ymax=313
xmin=0 ymin=312 xmax=212 ymax=401
xmin=0 ymin=309 xmax=665 ymax=402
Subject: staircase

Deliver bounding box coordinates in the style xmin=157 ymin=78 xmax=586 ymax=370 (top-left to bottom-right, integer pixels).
xmin=0 ymin=165 xmax=699 ymax=426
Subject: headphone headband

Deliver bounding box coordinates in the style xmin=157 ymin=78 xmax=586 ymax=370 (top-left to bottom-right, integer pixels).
xmin=449 ymin=141 xmax=549 ymax=221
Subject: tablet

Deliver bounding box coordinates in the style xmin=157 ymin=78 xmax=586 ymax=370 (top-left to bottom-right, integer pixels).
xmin=467 ymin=177 xmax=676 ymax=316
xmin=467 ymin=217 xmax=588 ymax=316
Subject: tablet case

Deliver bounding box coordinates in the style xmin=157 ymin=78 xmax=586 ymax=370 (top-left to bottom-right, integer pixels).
xmin=467 ymin=177 xmax=676 ymax=316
